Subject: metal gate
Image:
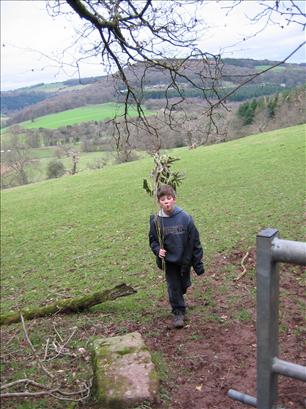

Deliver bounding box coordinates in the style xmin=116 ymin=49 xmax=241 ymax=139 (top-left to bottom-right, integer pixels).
xmin=228 ymin=228 xmax=306 ymax=408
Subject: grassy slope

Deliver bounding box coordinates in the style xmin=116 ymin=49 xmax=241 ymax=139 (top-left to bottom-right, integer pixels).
xmin=20 ymin=103 xmax=154 ymax=129
xmin=1 ymin=124 xmax=305 ymax=315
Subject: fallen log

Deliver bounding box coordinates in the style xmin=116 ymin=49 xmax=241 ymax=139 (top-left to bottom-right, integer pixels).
xmin=0 ymin=283 xmax=136 ymax=326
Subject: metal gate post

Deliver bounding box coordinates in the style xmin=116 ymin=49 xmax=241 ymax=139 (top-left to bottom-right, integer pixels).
xmin=256 ymin=228 xmax=280 ymax=409
xmin=228 ymin=229 xmax=306 ymax=407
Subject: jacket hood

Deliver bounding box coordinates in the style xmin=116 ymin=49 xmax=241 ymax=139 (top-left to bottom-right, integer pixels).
xmin=172 ymin=206 xmax=183 ymax=216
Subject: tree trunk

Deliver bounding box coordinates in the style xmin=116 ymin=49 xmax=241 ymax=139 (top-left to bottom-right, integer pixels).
xmin=0 ymin=283 xmax=136 ymax=326
xmin=20 ymin=169 xmax=29 ymax=185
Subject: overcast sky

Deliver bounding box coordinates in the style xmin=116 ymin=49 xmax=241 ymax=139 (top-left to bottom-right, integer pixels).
xmin=1 ymin=0 xmax=305 ymax=91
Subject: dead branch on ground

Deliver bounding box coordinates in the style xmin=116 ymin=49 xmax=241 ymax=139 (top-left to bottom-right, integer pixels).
xmin=234 ymin=250 xmax=250 ymax=282
xmin=0 ymin=283 xmax=136 ymax=326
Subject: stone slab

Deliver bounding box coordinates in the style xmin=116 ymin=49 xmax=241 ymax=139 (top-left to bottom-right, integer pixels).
xmin=91 ymin=331 xmax=159 ymax=408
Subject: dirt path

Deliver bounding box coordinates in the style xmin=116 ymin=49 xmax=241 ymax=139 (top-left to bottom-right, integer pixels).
xmin=139 ymin=249 xmax=306 ymax=409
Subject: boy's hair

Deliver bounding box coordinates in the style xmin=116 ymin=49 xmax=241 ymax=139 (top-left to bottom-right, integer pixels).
xmin=156 ymin=184 xmax=176 ymax=200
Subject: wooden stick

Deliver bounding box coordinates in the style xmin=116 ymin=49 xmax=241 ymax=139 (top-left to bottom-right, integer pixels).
xmin=20 ymin=313 xmax=54 ymax=379
xmin=234 ymin=250 xmax=250 ymax=282
xmin=1 ymin=378 xmax=49 ymax=391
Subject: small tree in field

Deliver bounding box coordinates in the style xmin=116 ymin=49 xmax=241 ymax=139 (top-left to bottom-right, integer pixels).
xmin=57 ymin=145 xmax=80 ymax=175
xmin=2 ymin=131 xmax=31 ymax=187
xmin=47 ymin=159 xmax=65 ymax=179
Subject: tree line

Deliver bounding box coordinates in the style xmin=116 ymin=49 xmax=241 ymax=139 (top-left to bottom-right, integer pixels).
xmin=139 ymin=83 xmax=290 ymax=102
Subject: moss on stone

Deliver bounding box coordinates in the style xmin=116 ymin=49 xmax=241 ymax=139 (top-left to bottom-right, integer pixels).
xmin=116 ymin=346 xmax=137 ymax=356
xmin=95 ymin=371 xmax=131 ymax=409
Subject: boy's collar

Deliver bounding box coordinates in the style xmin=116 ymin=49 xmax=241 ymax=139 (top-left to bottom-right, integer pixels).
xmin=158 ymin=206 xmax=176 ymax=217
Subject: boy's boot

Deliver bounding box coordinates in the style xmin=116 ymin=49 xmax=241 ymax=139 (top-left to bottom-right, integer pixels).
xmin=173 ymin=312 xmax=184 ymax=329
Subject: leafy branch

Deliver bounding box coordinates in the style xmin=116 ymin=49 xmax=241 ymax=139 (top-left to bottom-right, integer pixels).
xmin=143 ymin=153 xmax=185 ymax=197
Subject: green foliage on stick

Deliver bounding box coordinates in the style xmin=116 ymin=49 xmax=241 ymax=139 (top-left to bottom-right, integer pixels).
xmin=143 ymin=153 xmax=185 ymax=197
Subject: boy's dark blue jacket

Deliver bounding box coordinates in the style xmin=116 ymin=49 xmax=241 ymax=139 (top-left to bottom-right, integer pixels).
xmin=149 ymin=207 xmax=204 ymax=275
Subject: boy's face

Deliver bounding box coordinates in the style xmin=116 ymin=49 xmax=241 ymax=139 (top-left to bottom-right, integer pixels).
xmin=159 ymin=194 xmax=176 ymax=215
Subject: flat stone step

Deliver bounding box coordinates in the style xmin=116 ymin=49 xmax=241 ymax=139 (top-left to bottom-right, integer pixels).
xmin=91 ymin=331 xmax=159 ymax=408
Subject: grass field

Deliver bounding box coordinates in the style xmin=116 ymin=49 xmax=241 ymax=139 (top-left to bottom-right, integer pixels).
xmin=16 ymin=81 xmax=92 ymax=94
xmin=1 ymin=124 xmax=305 ymax=408
xmin=28 ymin=146 xmax=62 ymax=159
xmin=2 ymin=124 xmax=305 ymax=312
xmin=20 ymin=103 xmax=154 ymax=129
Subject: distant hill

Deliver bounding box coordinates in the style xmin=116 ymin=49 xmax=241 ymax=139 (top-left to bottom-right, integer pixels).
xmin=1 ymin=58 xmax=305 ymax=127
xmin=1 ymin=75 xmax=105 ymax=113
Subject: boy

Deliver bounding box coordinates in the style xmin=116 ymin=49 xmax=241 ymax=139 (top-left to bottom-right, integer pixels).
xmin=149 ymin=184 xmax=204 ymax=328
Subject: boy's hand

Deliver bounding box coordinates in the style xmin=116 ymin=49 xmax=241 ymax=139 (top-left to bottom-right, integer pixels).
xmin=159 ymin=248 xmax=166 ymax=258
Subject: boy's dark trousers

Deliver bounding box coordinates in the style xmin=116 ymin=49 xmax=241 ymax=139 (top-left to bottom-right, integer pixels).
xmin=165 ymin=262 xmax=191 ymax=315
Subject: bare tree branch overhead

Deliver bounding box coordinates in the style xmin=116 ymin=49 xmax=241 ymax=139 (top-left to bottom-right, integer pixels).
xmin=43 ymin=1 xmax=306 ymax=153
xmin=47 ymin=0 xmax=222 ymax=151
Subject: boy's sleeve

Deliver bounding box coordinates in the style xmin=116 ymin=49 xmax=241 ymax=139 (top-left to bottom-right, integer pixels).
xmin=181 ymin=216 xmax=204 ymax=275
xmin=149 ymin=215 xmax=160 ymax=256
xmin=190 ymin=219 xmax=205 ymax=276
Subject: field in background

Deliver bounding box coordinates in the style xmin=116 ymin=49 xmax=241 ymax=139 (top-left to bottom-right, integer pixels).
xmin=20 ymin=103 xmax=155 ymax=129
xmin=255 ymin=65 xmax=286 ymax=72
xmin=1 ymin=101 xmax=156 ymax=186
xmin=1 ymin=147 xmax=149 ymax=186
xmin=23 ymin=151 xmax=121 ymax=184
xmin=19 ymin=82 xmax=91 ymax=93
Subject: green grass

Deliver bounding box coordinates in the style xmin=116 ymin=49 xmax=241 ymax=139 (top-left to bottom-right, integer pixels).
xmin=255 ymin=65 xmax=286 ymax=72
xmin=16 ymin=81 xmax=91 ymax=94
xmin=1 ymin=124 xmax=305 ymax=314
xmin=28 ymin=146 xmax=61 ymax=159
xmin=20 ymin=103 xmax=155 ymax=129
